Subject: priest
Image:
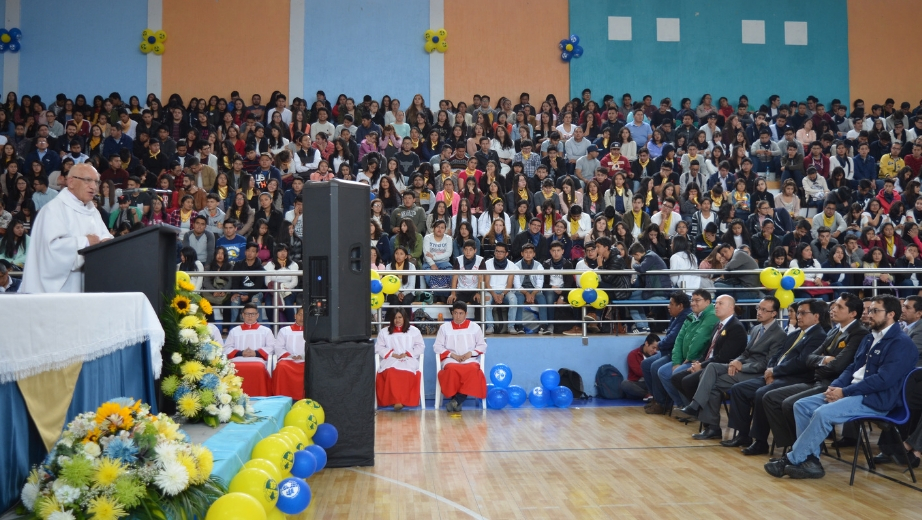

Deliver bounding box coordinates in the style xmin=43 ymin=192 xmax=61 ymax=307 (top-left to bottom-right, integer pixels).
xmin=271 ymin=307 xmax=307 ymax=400
xmin=224 ymin=302 xmax=275 ymax=396
xmin=433 ymin=301 xmax=488 ymax=413
xmin=21 ymin=163 xmax=112 ymax=293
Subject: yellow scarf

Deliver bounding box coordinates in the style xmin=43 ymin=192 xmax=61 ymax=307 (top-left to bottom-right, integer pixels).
xmin=443 ymin=191 xmax=454 ymax=207
xmin=518 ymin=216 xmax=527 ymax=230
xmin=518 ymin=188 xmax=529 ymax=200
xmin=661 ymin=212 xmax=671 ymax=233
xmin=180 ymin=209 xmax=193 ymax=223
xmin=89 ymin=136 xmax=101 ymax=150
xmin=823 ymin=213 xmax=835 ymax=228
xmin=588 ymin=193 xmax=599 ymax=203
xmin=639 ymin=158 xmax=649 ymax=168
xmin=885 ymin=235 xmax=895 ymax=255
xmin=615 ymin=186 xmax=624 ymax=196
xmin=218 ymin=186 xmax=228 ymax=199
xmin=569 ymin=218 xmax=579 ymax=235
xmin=712 ymin=193 xmax=723 ymax=206
xmin=633 ymin=210 xmax=642 ymax=228
xmin=545 ymin=214 xmax=554 ymax=229
xmin=645 ymin=190 xmax=653 ymax=206
xmin=607 ymin=217 xmax=615 ymax=229
xmin=490 ymin=195 xmax=502 ymax=205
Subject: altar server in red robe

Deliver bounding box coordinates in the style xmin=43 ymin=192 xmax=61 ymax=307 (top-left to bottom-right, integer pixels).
xmin=272 ymin=307 xmax=306 ymax=399
xmin=433 ymin=301 xmax=488 ymax=412
xmin=223 ymin=302 xmax=274 ymax=396
xmin=374 ymin=308 xmax=426 ymax=410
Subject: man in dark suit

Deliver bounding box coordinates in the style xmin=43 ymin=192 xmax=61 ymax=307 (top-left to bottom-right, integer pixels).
xmin=763 ymin=294 xmax=869 ymax=449
xmin=679 ymin=297 xmax=786 ymax=442
xmin=672 ymin=295 xmax=747 ymax=439
xmin=0 ymin=261 xmax=20 ymax=293
xmin=727 ymin=299 xmax=828 ymax=455
xmin=766 ymin=295 xmax=920 ymax=479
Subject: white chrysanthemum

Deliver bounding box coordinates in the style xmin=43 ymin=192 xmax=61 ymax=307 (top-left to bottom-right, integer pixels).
xmin=61 ymin=437 xmax=74 ymax=448
xmin=155 ymin=442 xmax=180 ymax=462
xmin=232 ymin=405 xmax=245 ymax=417
xmin=179 ymin=329 xmax=200 ymax=344
xmin=215 ymin=382 xmax=228 ymax=395
xmin=188 ymin=303 xmax=199 ymax=315
xmin=205 ymin=405 xmax=219 ymax=415
xmin=84 ymin=442 xmax=101 ymax=458
xmin=155 ymin=459 xmax=190 ymax=496
xmin=52 ymin=483 xmax=81 ymax=505
xmin=217 ymin=405 xmax=232 ymax=422
xmin=171 ymin=352 xmax=183 ymax=364
xmin=21 ymin=482 xmax=38 ymax=510
xmin=218 ymin=393 xmax=232 ymax=405
xmin=48 ymin=511 xmax=76 ymax=520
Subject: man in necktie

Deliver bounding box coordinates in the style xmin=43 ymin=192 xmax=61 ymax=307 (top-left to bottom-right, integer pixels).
xmin=725 ymin=299 xmax=828 ymax=456
xmin=762 ymin=294 xmax=869 ymax=451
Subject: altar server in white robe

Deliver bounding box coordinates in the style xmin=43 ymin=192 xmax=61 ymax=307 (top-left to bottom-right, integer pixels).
xmin=223 ymin=302 xmax=275 ymax=396
xmin=22 ymin=163 xmax=112 ymax=293
xmin=272 ymin=307 xmax=307 ymax=399
xmin=433 ymin=301 xmax=488 ymax=412
xmin=374 ymin=308 xmax=425 ymax=410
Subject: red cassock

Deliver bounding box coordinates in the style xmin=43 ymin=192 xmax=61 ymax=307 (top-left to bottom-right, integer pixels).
xmin=223 ymin=324 xmax=273 ymax=397
xmin=272 ymin=325 xmax=305 ymax=400
xmin=433 ymin=320 xmax=488 ymax=399
xmin=374 ymin=325 xmax=425 ymax=407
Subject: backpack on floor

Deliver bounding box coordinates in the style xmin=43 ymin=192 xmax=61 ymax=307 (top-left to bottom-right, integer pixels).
xmin=558 ymin=368 xmax=590 ymax=399
xmin=594 ymin=364 xmax=624 ymax=399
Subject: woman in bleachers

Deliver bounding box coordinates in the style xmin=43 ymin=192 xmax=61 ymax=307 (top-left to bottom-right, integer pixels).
xmin=394 ymin=217 xmax=423 ymax=265
xmin=178 ymin=246 xmax=204 ymax=290
xmin=669 ymin=234 xmax=699 ymax=295
xmin=375 ymin=307 xmax=425 ymax=411
xmin=143 ymin=196 xmax=169 ymax=226
xmin=428 ymin=200 xmax=454 ymax=237
xmin=0 ymin=218 xmax=27 ymax=268
xmin=386 ymin=245 xmax=417 ymax=308
xmin=227 ymin=190 xmax=254 ymax=236
xmin=452 ymin=198 xmax=477 ymax=237
xmin=639 ymin=223 xmax=669 ymax=259
xmin=862 ymin=246 xmax=896 ymax=295
xmin=452 ymin=221 xmax=481 ymax=257
xmin=248 ymin=218 xmax=275 ymax=265
xmin=265 ymin=243 xmax=300 ymax=322
xmin=822 ymin=244 xmax=853 ymax=299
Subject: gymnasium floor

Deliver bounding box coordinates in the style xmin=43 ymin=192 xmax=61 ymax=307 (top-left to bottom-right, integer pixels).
xmin=297 ymin=406 xmax=921 ymax=520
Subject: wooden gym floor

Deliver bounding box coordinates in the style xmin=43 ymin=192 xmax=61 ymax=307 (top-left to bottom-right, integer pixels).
xmin=296 ymin=406 xmax=922 ymax=519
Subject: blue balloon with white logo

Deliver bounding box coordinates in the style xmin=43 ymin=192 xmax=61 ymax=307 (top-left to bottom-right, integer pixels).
xmin=780 ymin=275 xmax=795 ymax=291
xmin=276 ymin=477 xmax=312 ymax=514
xmin=529 ymin=386 xmax=549 ymax=408
xmin=490 ymin=363 xmax=512 ymax=388
xmin=552 ymin=386 xmax=574 ymax=408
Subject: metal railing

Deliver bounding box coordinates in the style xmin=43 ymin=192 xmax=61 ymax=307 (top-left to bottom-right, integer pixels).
xmin=181 ymin=267 xmax=919 ymax=342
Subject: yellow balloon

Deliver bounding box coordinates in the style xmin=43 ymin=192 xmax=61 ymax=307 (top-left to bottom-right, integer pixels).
xmin=251 ymin=437 xmax=294 ymax=473
xmin=271 ymin=432 xmax=298 ymax=452
xmin=228 ymin=468 xmax=278 ymax=513
xmin=140 ymin=42 xmax=151 ymax=53
xmin=280 ymin=426 xmax=309 ymax=447
xmin=590 ymin=290 xmax=609 ymax=309
xmin=437 ymin=28 xmax=447 ymax=38
xmin=292 ymin=399 xmax=325 ymax=423
xmin=760 ymin=267 xmax=784 ymax=289
xmin=242 ymin=459 xmax=282 ymax=482
xmin=370 ymin=270 xmax=381 ymax=281
xmin=579 ymin=271 xmax=600 ymax=289
xmin=424 ymin=29 xmax=434 ymax=41
xmin=380 ymin=275 xmax=401 ymax=295
xmin=206 ymin=492 xmax=267 ymax=520
xmin=266 ymin=510 xmax=287 ymax=520
xmin=155 ymin=30 xmax=167 ymax=43
xmin=775 ymin=288 xmax=795 ymax=310
xmin=176 ymin=271 xmax=191 ymax=287
xmin=371 ymin=293 xmax=384 ymax=310
xmin=567 ymin=288 xmax=586 ymax=308
xmin=424 ymin=42 xmax=435 ymax=53
xmin=436 ymin=40 xmax=448 ymax=52
xmin=284 ymin=407 xmax=318 ymax=437
xmin=142 ymin=29 xmax=153 ymax=40
xmin=152 ymin=43 xmax=165 ymax=55
xmin=784 ymin=268 xmax=806 ymax=288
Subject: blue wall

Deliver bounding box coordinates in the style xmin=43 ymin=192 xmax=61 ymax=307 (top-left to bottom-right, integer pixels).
xmin=19 ymin=0 xmax=148 ymax=102
xmin=569 ymin=0 xmax=849 ymax=109
xmin=303 ymin=0 xmax=429 ymax=107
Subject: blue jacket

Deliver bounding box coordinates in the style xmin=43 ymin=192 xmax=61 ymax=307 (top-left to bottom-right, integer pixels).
xmin=26 ymin=149 xmax=62 ymax=173
xmin=658 ymin=307 xmax=691 ymax=358
xmin=102 ymin=135 xmax=133 ymax=160
xmin=832 ymin=324 xmax=920 ymax=412
xmin=853 ymin=154 xmax=878 ymax=183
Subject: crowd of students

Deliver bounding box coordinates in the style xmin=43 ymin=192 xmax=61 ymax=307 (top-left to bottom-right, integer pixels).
xmin=2 ymin=88 xmax=922 ymax=333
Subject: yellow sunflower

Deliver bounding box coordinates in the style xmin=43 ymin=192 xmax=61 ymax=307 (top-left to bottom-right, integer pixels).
xmin=95 ymin=403 xmax=134 ymax=431
xmin=178 ymin=280 xmax=196 ymax=292
xmin=171 ymin=295 xmax=192 ymax=314
xmin=198 ymin=298 xmax=213 ymax=315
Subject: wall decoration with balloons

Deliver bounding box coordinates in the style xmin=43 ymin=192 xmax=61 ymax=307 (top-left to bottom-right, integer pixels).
xmin=370 ymin=270 xmax=400 ymax=309
xmin=0 ymin=28 xmax=23 ymax=53
xmin=760 ymin=267 xmax=806 ymax=309
xmin=568 ymin=270 xmax=609 ymax=309
xmin=559 ymin=34 xmax=583 ymax=61
xmin=140 ymin=28 xmax=167 ymax=55
xmin=424 ymin=28 xmax=448 ymax=53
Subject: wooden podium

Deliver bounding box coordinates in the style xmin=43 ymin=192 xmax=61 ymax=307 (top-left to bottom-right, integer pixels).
xmin=79 ymin=225 xmax=179 ymax=316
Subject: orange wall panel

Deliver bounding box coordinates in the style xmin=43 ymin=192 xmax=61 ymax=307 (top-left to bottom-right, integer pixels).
xmin=162 ymin=0 xmax=289 ymax=102
xmin=444 ymin=0 xmax=570 ymax=108
xmin=848 ymin=0 xmax=922 ymax=106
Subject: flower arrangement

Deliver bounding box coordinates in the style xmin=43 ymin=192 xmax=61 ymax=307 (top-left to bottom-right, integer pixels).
xmin=19 ymin=398 xmax=224 ymax=520
xmin=161 ymin=271 xmax=255 ymax=427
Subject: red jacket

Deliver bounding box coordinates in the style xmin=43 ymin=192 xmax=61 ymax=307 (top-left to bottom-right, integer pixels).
xmin=803 ymin=154 xmax=830 ymax=178
xmin=626 ymin=346 xmax=645 ymax=382
xmin=876 ymin=188 xmax=901 ymax=214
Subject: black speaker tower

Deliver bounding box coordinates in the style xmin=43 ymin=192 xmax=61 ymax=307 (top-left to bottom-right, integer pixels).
xmin=301 ymin=179 xmax=374 ymax=467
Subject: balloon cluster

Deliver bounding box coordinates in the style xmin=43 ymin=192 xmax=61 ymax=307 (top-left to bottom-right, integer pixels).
xmin=485 ymin=364 xmax=572 ymax=409
xmin=760 ymin=267 xmax=806 ymax=309
xmin=559 ymin=34 xmax=583 ymax=61
xmin=370 ymin=270 xmax=400 ymax=310
xmin=568 ymin=271 xmax=609 ymax=309
xmin=424 ymin=28 xmax=448 ymax=53
xmin=0 ymin=28 xmax=22 ymax=53
xmin=139 ymin=28 xmax=167 ymax=55
xmin=206 ymin=399 xmax=336 ymax=519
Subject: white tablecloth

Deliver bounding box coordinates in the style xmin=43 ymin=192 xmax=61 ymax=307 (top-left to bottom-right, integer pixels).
xmin=0 ymin=292 xmax=164 ymax=383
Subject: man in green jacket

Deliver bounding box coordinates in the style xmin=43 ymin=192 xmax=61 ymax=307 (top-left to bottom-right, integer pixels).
xmin=656 ymin=288 xmax=719 ymax=407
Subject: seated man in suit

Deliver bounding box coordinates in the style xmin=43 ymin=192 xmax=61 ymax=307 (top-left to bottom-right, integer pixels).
xmin=763 ymin=293 xmax=869 ymax=450
xmin=0 ymin=260 xmax=20 ymax=293
xmin=766 ymin=295 xmax=920 ymax=479
xmin=672 ymin=295 xmax=747 ymax=439
xmin=655 ymin=289 xmax=719 ymax=409
xmin=726 ymin=299 xmax=828 ymax=455
xmin=678 ymin=297 xmax=786 ymax=441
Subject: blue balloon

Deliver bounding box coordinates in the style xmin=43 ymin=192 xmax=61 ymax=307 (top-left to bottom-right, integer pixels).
xmin=582 ymin=288 xmax=597 ymax=304
xmin=313 ymin=423 xmax=338 ymax=449
xmin=486 ymin=387 xmax=509 ymax=409
xmin=540 ymin=369 xmax=560 ymax=390
xmin=370 ymin=279 xmax=383 ymax=293
xmin=570 ymin=34 xmax=580 ymax=44
xmin=552 ymin=386 xmax=574 ymax=408
xmin=507 ymin=385 xmax=527 ymax=407
xmin=276 ymin=477 xmax=312 ymax=515
xmin=572 ymin=46 xmax=583 ymax=58
xmin=305 ymin=445 xmax=327 ymax=471
xmin=560 ymin=51 xmax=571 ymax=61
xmin=486 ymin=383 xmax=494 ymax=393
xmin=489 ymin=363 xmax=513 ymax=388
xmin=558 ymin=39 xmax=569 ymax=49
xmin=291 ymin=449 xmax=317 ymax=479
xmin=528 ymin=387 xmax=549 ymax=408
xmin=7 ymin=42 xmax=19 ymax=53
xmin=780 ymin=275 xmax=795 ymax=291
xmin=0 ymin=43 xmax=6 ymax=53
xmin=9 ymin=28 xmax=21 ymax=41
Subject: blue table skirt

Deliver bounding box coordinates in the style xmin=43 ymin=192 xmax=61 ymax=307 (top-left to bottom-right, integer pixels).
xmin=203 ymin=396 xmax=292 ymax=484
xmin=0 ymin=340 xmax=158 ymax=513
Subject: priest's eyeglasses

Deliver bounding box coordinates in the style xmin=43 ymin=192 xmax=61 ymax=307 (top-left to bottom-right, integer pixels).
xmin=72 ymin=176 xmax=101 ymax=187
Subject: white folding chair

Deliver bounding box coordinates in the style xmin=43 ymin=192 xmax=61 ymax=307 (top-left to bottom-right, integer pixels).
xmin=374 ymin=351 xmax=425 ymax=410
xmin=434 ymin=352 xmax=487 ymax=412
